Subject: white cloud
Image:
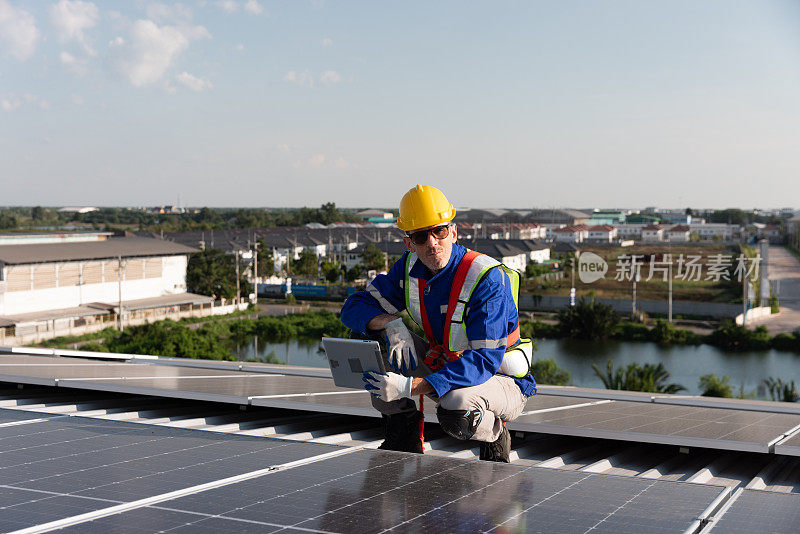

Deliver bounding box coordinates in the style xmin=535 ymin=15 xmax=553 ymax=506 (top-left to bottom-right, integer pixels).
xmin=292 ymin=153 xmax=358 ymax=170
xmin=71 ymin=94 xmax=84 ymax=105
xmin=1 ymin=93 xmax=48 ymax=111
xmin=244 ymin=0 xmax=263 ymax=15
xmin=321 ymin=37 xmax=332 ymax=47
xmin=146 ymin=2 xmax=193 ymax=24
xmin=109 ymin=19 xmax=210 ymax=87
xmin=276 ymin=143 xmax=290 ymax=153
xmin=60 ymin=50 xmax=88 ymax=75
xmin=175 ymin=71 xmax=212 ymax=91
xmin=319 ymin=70 xmax=341 ymax=86
xmin=235 ymin=43 xmax=244 ymax=51
xmin=0 ymin=0 xmax=40 ymax=61
xmin=1 ymin=96 xmax=20 ymax=111
xmin=215 ymin=0 xmax=238 ymax=13
xmin=49 ymin=0 xmax=99 ymax=56
xmin=283 ymin=70 xmax=313 ymax=87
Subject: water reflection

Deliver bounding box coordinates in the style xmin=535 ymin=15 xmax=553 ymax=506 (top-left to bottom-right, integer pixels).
xmin=230 ymin=335 xmax=798 ymax=398
xmin=536 ymin=338 xmax=792 ymax=397
xmin=232 ymin=336 xmax=329 ymax=367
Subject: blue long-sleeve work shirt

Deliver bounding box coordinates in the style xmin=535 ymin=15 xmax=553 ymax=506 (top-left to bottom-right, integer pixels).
xmin=340 ymin=241 xmax=537 ymax=398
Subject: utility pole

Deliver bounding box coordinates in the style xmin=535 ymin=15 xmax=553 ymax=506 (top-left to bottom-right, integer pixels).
xmin=253 ymin=245 xmax=258 ymax=304
xmin=742 ymin=270 xmax=748 ymax=327
xmin=570 ymin=253 xmax=576 ymax=307
xmin=117 ymin=255 xmax=124 ymax=332
xmin=235 ymin=251 xmax=240 ymax=304
xmin=668 ymin=255 xmax=673 ymax=323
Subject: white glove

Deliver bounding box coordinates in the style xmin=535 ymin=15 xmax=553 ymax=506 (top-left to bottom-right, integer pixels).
xmin=385 ymin=318 xmax=418 ymax=373
xmin=363 ymin=371 xmax=413 ymax=403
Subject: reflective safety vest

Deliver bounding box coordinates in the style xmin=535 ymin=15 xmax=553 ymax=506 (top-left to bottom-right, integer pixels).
xmin=403 ymin=250 xmax=533 ymax=378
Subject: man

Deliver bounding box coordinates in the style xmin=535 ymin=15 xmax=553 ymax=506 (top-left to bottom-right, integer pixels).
xmin=340 ymin=184 xmax=536 ymax=462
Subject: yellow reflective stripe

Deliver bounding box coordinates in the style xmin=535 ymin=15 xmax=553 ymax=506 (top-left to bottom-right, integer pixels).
xmin=404 ymin=253 xmax=423 ymax=327
xmin=367 ymin=283 xmax=398 ymax=315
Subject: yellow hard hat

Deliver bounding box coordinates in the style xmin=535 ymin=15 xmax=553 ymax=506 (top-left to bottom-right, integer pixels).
xmin=396 ymin=184 xmax=456 ymax=232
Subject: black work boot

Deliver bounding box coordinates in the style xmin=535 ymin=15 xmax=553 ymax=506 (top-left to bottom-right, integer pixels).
xmin=479 ymin=425 xmax=511 ymax=463
xmin=378 ymin=411 xmax=424 ymax=453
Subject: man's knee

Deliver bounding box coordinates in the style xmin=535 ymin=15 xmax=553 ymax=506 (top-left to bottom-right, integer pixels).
xmin=436 ymin=406 xmax=483 ymax=440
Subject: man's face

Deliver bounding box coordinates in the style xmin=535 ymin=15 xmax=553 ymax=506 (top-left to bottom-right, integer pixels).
xmin=403 ymin=223 xmax=457 ymax=273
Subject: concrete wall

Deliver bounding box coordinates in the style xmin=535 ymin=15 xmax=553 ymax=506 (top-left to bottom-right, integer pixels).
xmin=0 ymin=255 xmax=188 ymax=316
xmin=519 ymin=294 xmax=742 ymax=318
xmin=735 ymin=306 xmax=772 ymax=326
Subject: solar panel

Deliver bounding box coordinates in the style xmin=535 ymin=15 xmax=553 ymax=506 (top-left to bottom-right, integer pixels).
xmin=0 ymin=413 xmax=342 ymax=532
xmin=512 ymin=400 xmax=800 ymax=452
xmin=59 ymin=374 xmax=349 ymax=404
xmin=706 ymin=489 xmax=800 ymax=533
xmin=46 ymin=451 xmax=727 ymax=534
xmin=772 ymin=431 xmax=800 ymax=456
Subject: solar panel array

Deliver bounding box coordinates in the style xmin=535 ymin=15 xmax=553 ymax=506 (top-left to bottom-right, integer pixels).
xmin=0 ymin=408 xmax=728 ymax=534
xmin=3 ymin=353 xmax=800 ymax=455
xmin=704 ymin=489 xmax=800 ymax=533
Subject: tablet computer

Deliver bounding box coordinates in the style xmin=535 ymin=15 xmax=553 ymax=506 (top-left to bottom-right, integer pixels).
xmin=321 ymin=337 xmax=387 ymax=389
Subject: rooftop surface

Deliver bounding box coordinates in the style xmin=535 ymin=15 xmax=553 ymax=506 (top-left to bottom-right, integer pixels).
xmin=1 ymin=348 xmax=798 ymax=532
xmin=0 ymin=237 xmax=198 ymax=265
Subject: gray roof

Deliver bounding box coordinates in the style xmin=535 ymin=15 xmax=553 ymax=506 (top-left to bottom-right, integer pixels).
xmin=0 ymin=237 xmax=198 ymax=265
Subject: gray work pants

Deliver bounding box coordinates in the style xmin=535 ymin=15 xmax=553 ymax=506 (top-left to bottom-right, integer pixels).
xmin=371 ymin=332 xmax=528 ymax=443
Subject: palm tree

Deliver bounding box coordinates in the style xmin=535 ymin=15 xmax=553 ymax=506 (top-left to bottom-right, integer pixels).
xmin=592 ymin=359 xmax=685 ymax=394
xmin=764 ymin=377 xmax=799 ymax=403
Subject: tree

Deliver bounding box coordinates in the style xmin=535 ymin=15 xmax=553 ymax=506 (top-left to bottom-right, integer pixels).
xmin=558 ymin=297 xmax=619 ymax=340
xmin=256 ymin=240 xmax=274 ymax=276
xmin=345 ymin=264 xmax=364 ymax=282
xmin=699 ymin=374 xmax=733 ymax=398
xmin=0 ymin=212 xmax=18 ymax=229
xmin=592 ymin=359 xmax=685 ymax=394
xmin=186 ymin=249 xmax=248 ymax=299
xmin=31 ymin=206 xmax=45 ymax=221
xmin=321 ymin=260 xmax=341 ymax=283
xmin=292 ymin=249 xmax=318 ymax=280
xmin=361 ymin=244 xmax=386 ymax=272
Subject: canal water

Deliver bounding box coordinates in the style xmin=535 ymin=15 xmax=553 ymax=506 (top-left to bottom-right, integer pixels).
xmin=233 ymin=336 xmax=799 ymax=398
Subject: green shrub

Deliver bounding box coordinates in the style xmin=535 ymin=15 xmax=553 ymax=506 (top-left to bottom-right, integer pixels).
xmin=698 ymin=374 xmax=733 ymax=398
xmin=772 ymin=332 xmax=800 ymax=353
xmin=706 ymin=321 xmax=771 ymax=351
xmin=520 ymin=320 xmax=561 ymax=339
xmin=614 ymin=322 xmax=651 ymax=342
xmin=530 ymin=358 xmax=570 ymax=386
xmin=558 ymin=297 xmax=619 ymax=340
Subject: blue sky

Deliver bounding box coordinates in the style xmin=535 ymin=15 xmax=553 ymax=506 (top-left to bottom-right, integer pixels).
xmin=1 ymin=1 xmax=799 ymax=209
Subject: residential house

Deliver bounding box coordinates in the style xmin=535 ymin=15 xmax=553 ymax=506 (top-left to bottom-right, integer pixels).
xmin=641 ymin=225 xmax=664 ymax=242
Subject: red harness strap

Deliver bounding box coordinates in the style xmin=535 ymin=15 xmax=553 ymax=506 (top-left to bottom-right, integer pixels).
xmin=420 ymin=251 xmax=520 ymax=370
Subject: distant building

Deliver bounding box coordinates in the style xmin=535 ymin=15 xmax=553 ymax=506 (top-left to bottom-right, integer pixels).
xmin=0 ymin=237 xmax=209 ymax=345
xmin=356 ymin=209 xmax=395 ymax=223
xmin=666 ymin=224 xmax=691 ymax=243
xmin=588 ymin=211 xmax=626 ymax=225
xmin=58 ymin=207 xmax=99 ymax=214
xmin=641 ymin=224 xmax=664 ymax=242
xmin=627 ymin=214 xmax=660 ymax=225
xmin=586 ymin=225 xmax=618 ymax=243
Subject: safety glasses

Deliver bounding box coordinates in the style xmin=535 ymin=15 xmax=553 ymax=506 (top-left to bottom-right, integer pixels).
xmin=407 ymin=224 xmax=451 ymax=245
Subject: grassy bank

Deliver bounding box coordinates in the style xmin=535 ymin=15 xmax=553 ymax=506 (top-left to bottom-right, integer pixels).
xmin=39 ymin=311 xmax=349 ymax=361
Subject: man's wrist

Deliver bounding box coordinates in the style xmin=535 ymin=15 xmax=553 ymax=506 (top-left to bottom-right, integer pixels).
xmin=366 ymin=313 xmax=400 ymax=331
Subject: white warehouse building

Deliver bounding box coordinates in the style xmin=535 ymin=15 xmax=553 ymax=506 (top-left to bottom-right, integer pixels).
xmin=0 ymin=237 xmax=212 ymax=344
